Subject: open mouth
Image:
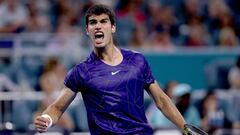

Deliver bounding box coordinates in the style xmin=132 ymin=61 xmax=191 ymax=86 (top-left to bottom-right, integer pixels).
xmin=94 ymin=32 xmax=104 ymax=43
xmin=95 ymin=34 xmax=104 ymax=39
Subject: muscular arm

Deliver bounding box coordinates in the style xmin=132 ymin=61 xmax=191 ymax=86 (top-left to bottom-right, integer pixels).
xmin=34 ymin=87 xmax=77 ymax=132
xmin=146 ymin=81 xmax=186 ymax=130
xmin=42 ymin=87 xmax=77 ymax=124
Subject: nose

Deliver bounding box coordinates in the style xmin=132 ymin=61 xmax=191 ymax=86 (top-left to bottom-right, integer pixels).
xmin=95 ymin=22 xmax=101 ymax=30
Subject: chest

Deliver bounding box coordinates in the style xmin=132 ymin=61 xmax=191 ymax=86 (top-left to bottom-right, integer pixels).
xmin=84 ymin=63 xmax=144 ymax=93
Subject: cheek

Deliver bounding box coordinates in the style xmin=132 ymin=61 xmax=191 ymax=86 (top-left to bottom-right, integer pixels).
xmin=107 ymin=26 xmax=114 ymax=34
xmin=105 ymin=31 xmax=113 ymax=40
xmin=87 ymin=27 xmax=94 ymax=34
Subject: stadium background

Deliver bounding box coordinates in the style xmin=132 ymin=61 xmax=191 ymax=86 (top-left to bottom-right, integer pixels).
xmin=0 ymin=0 xmax=239 ymax=134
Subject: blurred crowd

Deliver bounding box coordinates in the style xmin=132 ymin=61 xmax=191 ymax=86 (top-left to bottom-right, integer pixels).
xmin=0 ymin=0 xmax=239 ymax=50
xmin=0 ymin=0 xmax=240 ymax=134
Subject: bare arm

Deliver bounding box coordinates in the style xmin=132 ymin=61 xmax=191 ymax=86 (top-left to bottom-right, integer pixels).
xmin=34 ymin=86 xmax=77 ymax=132
xmin=146 ymin=81 xmax=186 ymax=131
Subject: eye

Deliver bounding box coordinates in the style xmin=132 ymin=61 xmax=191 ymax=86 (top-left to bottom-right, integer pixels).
xmin=100 ymin=19 xmax=108 ymax=24
xmin=89 ymin=20 xmax=97 ymax=25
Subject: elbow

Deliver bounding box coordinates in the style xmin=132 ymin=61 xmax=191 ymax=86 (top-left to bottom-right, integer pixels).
xmin=155 ymin=101 xmax=164 ymax=111
xmin=155 ymin=96 xmax=172 ymax=111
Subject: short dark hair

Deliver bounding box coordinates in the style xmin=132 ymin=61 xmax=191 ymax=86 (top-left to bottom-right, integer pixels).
xmin=85 ymin=4 xmax=116 ymax=26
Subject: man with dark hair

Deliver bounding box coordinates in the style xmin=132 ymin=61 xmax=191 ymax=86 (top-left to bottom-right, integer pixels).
xmin=34 ymin=4 xmax=188 ymax=134
xmin=85 ymin=4 xmax=116 ymax=26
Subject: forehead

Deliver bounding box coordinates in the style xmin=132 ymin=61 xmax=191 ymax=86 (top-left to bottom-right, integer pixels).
xmin=88 ymin=14 xmax=110 ymax=21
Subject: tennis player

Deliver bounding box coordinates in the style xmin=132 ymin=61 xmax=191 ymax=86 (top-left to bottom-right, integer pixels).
xmin=34 ymin=4 xmax=188 ymax=134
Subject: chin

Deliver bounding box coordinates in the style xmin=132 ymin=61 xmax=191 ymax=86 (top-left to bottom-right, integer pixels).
xmin=94 ymin=43 xmax=106 ymax=48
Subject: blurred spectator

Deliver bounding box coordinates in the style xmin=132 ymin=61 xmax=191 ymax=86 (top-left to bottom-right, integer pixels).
xmin=196 ymin=91 xmax=225 ymax=134
xmin=228 ymin=56 xmax=240 ymax=89
xmin=129 ymin=24 xmax=148 ymax=49
xmin=25 ymin=0 xmax=51 ymax=33
xmin=183 ymin=15 xmax=211 ymax=47
xmin=145 ymin=0 xmax=161 ymax=33
xmin=219 ymin=27 xmax=239 ymax=47
xmin=160 ymin=0 xmax=184 ymax=16
xmin=34 ymin=57 xmax=74 ymax=132
xmin=218 ymin=12 xmax=239 ymax=47
xmin=116 ymin=0 xmax=146 ymax=25
xmin=225 ymin=57 xmax=239 ymax=129
xmin=207 ymin=0 xmax=230 ymax=28
xmin=173 ymin=83 xmax=201 ymax=127
xmin=46 ymin=16 xmax=83 ymax=68
xmin=147 ymin=24 xmax=175 ymax=52
xmin=49 ymin=0 xmax=78 ymax=31
xmin=115 ymin=0 xmax=146 ymax=46
xmin=40 ymin=57 xmax=66 ymax=97
xmin=146 ymin=80 xmax=178 ymax=129
xmin=179 ymin=0 xmax=205 ymax=25
xmin=28 ymin=0 xmax=50 ymax=15
xmin=146 ymin=3 xmax=180 ymax=48
xmin=228 ymin=90 xmax=240 ymax=130
xmin=206 ymin=0 xmax=237 ymax=46
xmin=146 ymin=3 xmax=179 ymax=44
xmin=0 ymin=0 xmax=28 ymax=33
xmin=158 ymin=6 xmax=179 ymax=40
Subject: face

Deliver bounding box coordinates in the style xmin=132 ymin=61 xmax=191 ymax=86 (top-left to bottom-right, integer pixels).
xmin=86 ymin=14 xmax=116 ymax=48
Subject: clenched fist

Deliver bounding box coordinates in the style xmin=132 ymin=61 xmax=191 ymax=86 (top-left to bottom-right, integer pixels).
xmin=34 ymin=115 xmax=52 ymax=133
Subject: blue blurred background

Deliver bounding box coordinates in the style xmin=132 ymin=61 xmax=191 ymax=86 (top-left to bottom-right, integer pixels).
xmin=0 ymin=0 xmax=240 ymax=135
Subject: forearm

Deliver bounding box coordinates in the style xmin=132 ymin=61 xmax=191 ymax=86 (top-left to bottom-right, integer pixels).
xmin=42 ymin=103 xmax=65 ymax=126
xmin=41 ymin=87 xmax=76 ymax=126
xmin=148 ymin=82 xmax=186 ymax=131
xmin=34 ymin=87 xmax=76 ymax=132
xmin=157 ymin=96 xmax=186 ymax=130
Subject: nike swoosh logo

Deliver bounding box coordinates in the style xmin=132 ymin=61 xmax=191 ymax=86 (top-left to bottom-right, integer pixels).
xmin=111 ymin=70 xmax=120 ymax=75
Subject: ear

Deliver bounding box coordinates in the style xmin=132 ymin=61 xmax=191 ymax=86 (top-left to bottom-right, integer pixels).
xmin=86 ymin=26 xmax=89 ymax=35
xmin=111 ymin=25 xmax=116 ymax=33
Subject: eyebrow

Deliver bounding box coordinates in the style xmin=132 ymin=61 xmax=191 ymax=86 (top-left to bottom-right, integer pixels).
xmin=89 ymin=17 xmax=109 ymax=22
xmin=100 ymin=18 xmax=109 ymax=21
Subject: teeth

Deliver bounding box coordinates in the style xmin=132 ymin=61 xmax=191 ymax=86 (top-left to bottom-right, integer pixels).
xmin=95 ymin=32 xmax=104 ymax=39
xmin=95 ymin=31 xmax=103 ymax=35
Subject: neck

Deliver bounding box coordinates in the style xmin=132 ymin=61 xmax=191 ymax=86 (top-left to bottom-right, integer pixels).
xmin=94 ymin=44 xmax=116 ymax=60
xmin=94 ymin=45 xmax=122 ymax=66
